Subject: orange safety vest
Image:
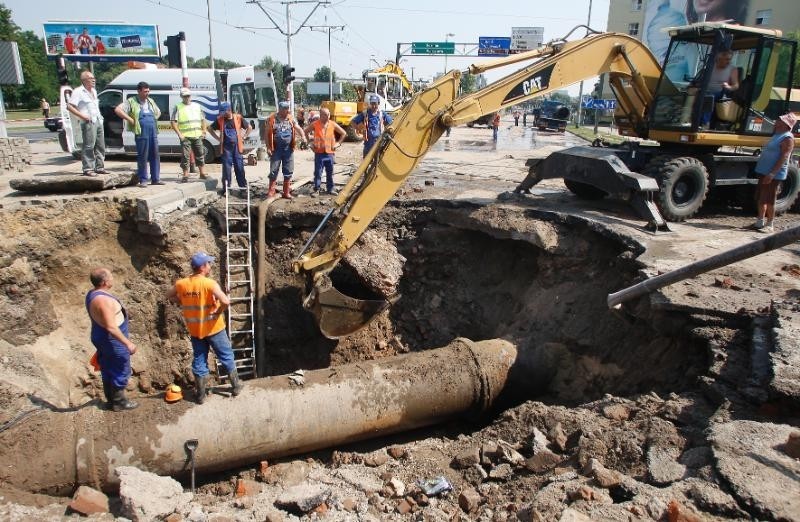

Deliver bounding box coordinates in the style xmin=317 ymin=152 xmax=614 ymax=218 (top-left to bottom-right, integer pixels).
xmin=216 ymin=114 xmax=245 ymax=154
xmin=312 ymin=120 xmax=337 ymax=154
xmin=265 ymin=113 xmax=296 ymax=153
xmin=174 ymin=275 xmax=226 ymax=339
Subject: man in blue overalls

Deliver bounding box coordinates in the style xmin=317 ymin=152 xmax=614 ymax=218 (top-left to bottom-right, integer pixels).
xmin=209 ymin=102 xmax=250 ymax=195
xmin=351 ymin=94 xmax=393 ymax=158
xmin=114 ymin=81 xmax=163 ymax=188
xmin=85 ymin=268 xmax=138 ymax=411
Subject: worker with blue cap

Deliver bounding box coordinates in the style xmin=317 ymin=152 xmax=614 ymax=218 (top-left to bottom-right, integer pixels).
xmin=208 ymin=101 xmax=251 ymax=194
xmin=351 ymin=94 xmax=392 ymax=158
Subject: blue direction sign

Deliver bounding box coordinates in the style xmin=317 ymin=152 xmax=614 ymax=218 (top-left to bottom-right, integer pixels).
xmin=582 ymin=98 xmax=617 ymax=110
xmin=478 ymin=36 xmax=511 ymax=57
xmin=411 ymin=41 xmax=456 ymax=55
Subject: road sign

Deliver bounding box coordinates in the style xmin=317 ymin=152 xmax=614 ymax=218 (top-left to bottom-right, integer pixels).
xmin=582 ymin=99 xmax=617 ymax=110
xmin=511 ymin=26 xmax=543 ymax=52
xmin=411 ymin=41 xmax=456 ymax=55
xmin=478 ymin=36 xmax=511 ymax=57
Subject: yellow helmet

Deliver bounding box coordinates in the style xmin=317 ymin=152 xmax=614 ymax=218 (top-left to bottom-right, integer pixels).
xmin=165 ymin=384 xmax=183 ymax=403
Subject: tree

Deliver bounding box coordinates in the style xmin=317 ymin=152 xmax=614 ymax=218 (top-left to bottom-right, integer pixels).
xmin=787 ymin=31 xmax=800 ymax=86
xmin=0 ymin=4 xmax=60 ymax=109
xmin=459 ymin=71 xmax=477 ymax=94
xmin=190 ymin=56 xmax=242 ymax=70
xmin=313 ymin=66 xmax=335 ymax=82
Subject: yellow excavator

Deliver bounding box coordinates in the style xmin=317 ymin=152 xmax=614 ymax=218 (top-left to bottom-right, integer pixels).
xmin=294 ymin=23 xmax=800 ymax=338
xmin=323 ymin=61 xmax=415 ymax=141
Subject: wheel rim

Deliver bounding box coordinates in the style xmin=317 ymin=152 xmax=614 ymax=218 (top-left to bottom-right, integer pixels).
xmin=672 ymin=175 xmax=697 ymax=206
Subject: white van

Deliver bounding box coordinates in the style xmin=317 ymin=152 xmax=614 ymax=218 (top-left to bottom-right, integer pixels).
xmin=59 ymin=66 xmax=278 ymax=163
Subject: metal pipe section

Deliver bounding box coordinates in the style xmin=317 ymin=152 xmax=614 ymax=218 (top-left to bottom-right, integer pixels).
xmin=255 ymin=199 xmax=270 ymax=377
xmin=0 ymin=338 xmax=517 ymax=494
xmin=608 ymin=224 xmax=800 ymax=308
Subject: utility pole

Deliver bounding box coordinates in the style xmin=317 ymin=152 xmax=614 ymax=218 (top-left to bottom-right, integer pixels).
xmin=575 ymin=0 xmax=593 ymax=128
xmin=308 ymin=8 xmax=344 ymax=101
xmin=248 ymin=0 xmax=329 ymax=115
xmin=206 ymin=0 xmax=215 ymax=69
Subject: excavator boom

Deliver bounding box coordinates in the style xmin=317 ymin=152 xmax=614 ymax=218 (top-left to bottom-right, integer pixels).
xmin=293 ymin=29 xmax=663 ymax=338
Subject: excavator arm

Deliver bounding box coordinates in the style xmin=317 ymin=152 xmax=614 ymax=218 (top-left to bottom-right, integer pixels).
xmin=293 ymin=28 xmax=663 ymax=338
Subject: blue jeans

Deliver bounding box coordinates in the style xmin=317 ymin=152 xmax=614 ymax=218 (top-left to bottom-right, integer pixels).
xmin=313 ymin=153 xmax=335 ymax=191
xmin=221 ymin=146 xmax=246 ymax=188
xmin=269 ymin=147 xmax=294 ymax=181
xmin=190 ymin=329 xmax=236 ymax=377
xmin=492 ymin=125 xmax=498 ymax=141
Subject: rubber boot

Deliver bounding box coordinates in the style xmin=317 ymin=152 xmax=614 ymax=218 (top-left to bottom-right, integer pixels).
xmin=102 ymin=381 xmax=115 ymax=410
xmin=195 ymin=374 xmax=208 ymax=404
xmin=281 ymin=179 xmax=293 ymax=200
xmin=111 ymin=387 xmax=139 ymax=412
xmin=267 ymin=179 xmax=277 ymax=197
xmin=229 ymin=369 xmax=243 ymax=397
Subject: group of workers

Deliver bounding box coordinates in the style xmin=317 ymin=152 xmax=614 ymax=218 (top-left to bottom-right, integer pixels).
xmin=88 ymin=252 xmax=241 ymax=411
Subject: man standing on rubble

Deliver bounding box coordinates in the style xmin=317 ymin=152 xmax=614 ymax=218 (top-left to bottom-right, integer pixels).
xmin=114 ymin=81 xmax=163 ymax=188
xmin=167 ymin=252 xmax=242 ymax=403
xmin=209 ymin=101 xmax=250 ymax=195
xmin=67 ymin=70 xmax=107 ymax=177
xmin=263 ymin=101 xmax=307 ymax=199
xmin=304 ymin=107 xmax=346 ymax=196
xmin=86 ymin=268 xmax=138 ymax=411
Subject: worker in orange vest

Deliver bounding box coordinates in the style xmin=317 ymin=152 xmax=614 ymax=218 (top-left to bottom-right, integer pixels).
xmin=208 ymin=102 xmax=251 ymax=195
xmin=303 ymin=108 xmax=346 ymax=196
xmin=263 ymin=101 xmax=307 ymax=199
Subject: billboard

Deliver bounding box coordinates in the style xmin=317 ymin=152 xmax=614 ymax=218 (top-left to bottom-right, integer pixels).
xmin=43 ymin=22 xmax=160 ymax=63
xmin=642 ymin=0 xmax=750 ymax=64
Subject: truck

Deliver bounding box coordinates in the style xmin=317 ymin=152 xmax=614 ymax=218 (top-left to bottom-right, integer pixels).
xmin=291 ymin=22 xmax=800 ymax=338
xmin=58 ymin=66 xmax=278 ymax=163
xmin=323 ymin=61 xmax=414 ymax=141
xmin=533 ymin=99 xmax=570 ymax=132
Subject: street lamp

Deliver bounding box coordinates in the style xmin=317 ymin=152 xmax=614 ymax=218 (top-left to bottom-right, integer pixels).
xmin=444 ymin=32 xmax=455 ymax=75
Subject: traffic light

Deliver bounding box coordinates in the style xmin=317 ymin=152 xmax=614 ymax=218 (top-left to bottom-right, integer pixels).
xmin=164 ymin=32 xmax=184 ymax=68
xmin=282 ymin=65 xmax=295 ymax=84
xmin=56 ymin=55 xmax=68 ymax=86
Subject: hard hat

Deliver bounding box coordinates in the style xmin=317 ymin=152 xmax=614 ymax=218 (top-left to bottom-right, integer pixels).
xmin=165 ymin=384 xmax=183 ymax=403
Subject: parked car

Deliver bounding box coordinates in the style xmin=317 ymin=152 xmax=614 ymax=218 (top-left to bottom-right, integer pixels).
xmin=44 ymin=116 xmax=62 ymax=132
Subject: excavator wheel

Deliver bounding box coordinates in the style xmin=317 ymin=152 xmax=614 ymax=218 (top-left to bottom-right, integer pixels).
xmin=648 ymin=155 xmax=709 ymax=222
xmin=564 ymin=178 xmax=607 ymax=200
xmin=775 ymin=164 xmax=800 ymax=215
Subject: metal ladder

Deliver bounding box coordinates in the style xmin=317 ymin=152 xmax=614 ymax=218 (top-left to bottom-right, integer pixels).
xmin=223 ymin=183 xmax=256 ymax=379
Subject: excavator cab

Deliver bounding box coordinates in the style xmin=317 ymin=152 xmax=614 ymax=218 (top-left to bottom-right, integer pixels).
xmin=648 ymin=23 xmax=797 ymax=142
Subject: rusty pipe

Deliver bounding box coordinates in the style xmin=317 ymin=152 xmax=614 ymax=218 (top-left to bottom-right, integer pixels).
xmin=255 ymin=198 xmax=270 ymax=377
xmin=608 ymin=224 xmax=800 ymax=308
xmin=0 ymin=338 xmax=517 ymax=494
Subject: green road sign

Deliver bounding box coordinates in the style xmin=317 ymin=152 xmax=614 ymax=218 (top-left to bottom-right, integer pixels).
xmin=411 ymin=41 xmax=455 ymax=55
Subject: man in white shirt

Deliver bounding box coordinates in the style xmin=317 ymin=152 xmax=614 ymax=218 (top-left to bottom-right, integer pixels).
xmin=67 ymin=70 xmax=106 ymax=176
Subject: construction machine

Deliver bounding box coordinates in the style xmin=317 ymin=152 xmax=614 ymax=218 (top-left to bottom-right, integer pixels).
xmin=323 ymin=61 xmax=415 ymax=141
xmin=294 ymin=23 xmax=800 ymax=338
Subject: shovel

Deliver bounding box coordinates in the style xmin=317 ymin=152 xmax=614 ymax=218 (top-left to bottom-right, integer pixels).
xmin=184 ymin=439 xmax=199 ymax=493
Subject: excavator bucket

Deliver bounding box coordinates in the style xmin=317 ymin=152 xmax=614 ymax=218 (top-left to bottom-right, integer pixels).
xmin=303 ymin=276 xmax=394 ymax=339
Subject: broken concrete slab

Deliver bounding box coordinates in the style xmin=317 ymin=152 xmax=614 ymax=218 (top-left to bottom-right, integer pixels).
xmin=135 ymin=181 xmax=210 ymax=221
xmin=116 ymin=466 xmax=192 ymax=522
xmin=274 ymin=484 xmax=331 ymax=514
xmin=768 ymin=301 xmax=800 ymax=406
xmin=710 ymin=420 xmax=800 ymax=521
xmin=646 ymin=445 xmax=687 ymax=485
xmin=9 ymin=171 xmax=136 ymax=193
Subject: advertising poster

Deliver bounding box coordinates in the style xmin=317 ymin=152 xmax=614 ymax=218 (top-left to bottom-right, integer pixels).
xmin=642 ymin=0 xmax=750 ymax=64
xmin=43 ymin=23 xmax=160 ymax=63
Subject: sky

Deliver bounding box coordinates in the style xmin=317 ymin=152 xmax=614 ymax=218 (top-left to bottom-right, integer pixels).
xmin=7 ymin=0 xmax=609 ymax=95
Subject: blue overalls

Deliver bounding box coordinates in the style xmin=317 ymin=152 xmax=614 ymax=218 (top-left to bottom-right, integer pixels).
xmin=136 ymin=102 xmax=160 ymax=184
xmin=221 ymin=120 xmax=247 ymax=189
xmin=85 ymin=290 xmax=131 ymax=389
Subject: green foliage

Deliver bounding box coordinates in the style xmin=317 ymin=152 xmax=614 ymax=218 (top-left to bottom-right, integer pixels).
xmin=549 ymin=91 xmax=573 ymax=105
xmin=189 ymin=56 xmax=242 ymax=70
xmin=313 ymin=66 xmax=335 ymax=82
xmin=459 ymin=72 xmax=477 ymax=94
xmin=0 ymin=4 xmax=60 ymax=109
xmin=788 ymin=31 xmax=800 ymax=86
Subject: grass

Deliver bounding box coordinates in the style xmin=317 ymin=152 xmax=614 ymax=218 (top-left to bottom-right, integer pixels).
xmin=566 ymin=125 xmax=627 ymax=145
xmin=5 ymin=109 xmax=46 ymax=121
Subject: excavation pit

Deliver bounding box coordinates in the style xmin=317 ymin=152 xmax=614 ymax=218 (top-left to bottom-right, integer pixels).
xmin=0 ymin=192 xmax=797 ymax=521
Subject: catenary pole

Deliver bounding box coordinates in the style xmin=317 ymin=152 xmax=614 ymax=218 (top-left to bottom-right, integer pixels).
xmin=575 ymin=0 xmax=593 ymax=128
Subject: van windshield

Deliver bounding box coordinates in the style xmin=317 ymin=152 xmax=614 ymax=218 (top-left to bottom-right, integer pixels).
xmin=230 ymin=82 xmax=257 ymax=118
xmin=256 ymin=86 xmax=277 ymax=118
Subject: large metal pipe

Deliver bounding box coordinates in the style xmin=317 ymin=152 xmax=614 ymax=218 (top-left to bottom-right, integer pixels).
xmin=608 ymin=224 xmax=800 ymax=308
xmin=0 ymin=338 xmax=517 ymax=494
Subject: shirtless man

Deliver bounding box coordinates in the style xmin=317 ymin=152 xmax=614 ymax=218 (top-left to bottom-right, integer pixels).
xmin=86 ymin=268 xmax=138 ymax=411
